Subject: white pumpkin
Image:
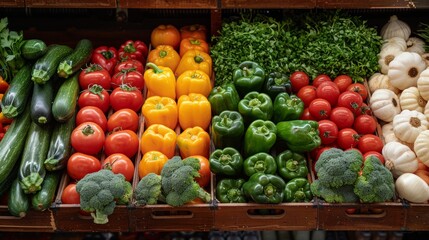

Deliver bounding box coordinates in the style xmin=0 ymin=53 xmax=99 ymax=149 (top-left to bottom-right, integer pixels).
xmin=421 ymin=53 xmax=429 ymax=66
xmin=414 ymin=130 xmax=429 ymax=167
xmin=399 ymin=86 xmax=427 ymax=112
xmin=388 ymin=52 xmax=427 ymax=90
xmin=380 ymin=15 xmax=411 ymax=40
xmin=381 ymin=122 xmax=398 ymax=143
xmin=369 ymin=89 xmax=401 ymax=122
xmin=406 ymin=37 xmax=426 ymax=55
xmin=395 ymin=173 xmax=429 ymax=203
xmin=378 ymin=46 xmax=404 ymax=74
xmin=382 ymin=141 xmax=419 ymax=178
xmin=392 ymin=109 xmax=428 ymax=143
xmin=424 ymin=101 xmax=429 ymax=121
xmin=417 ymin=68 xmax=429 ymax=101
xmin=381 ymin=37 xmax=408 ymax=51
xmin=368 ymin=73 xmax=400 ymax=95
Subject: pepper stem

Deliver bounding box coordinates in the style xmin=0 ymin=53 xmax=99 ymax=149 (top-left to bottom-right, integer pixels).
xmin=146 ymin=62 xmax=163 ymax=74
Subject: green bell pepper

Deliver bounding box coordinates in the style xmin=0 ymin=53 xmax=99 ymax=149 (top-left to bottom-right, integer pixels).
xmin=283 ymin=177 xmax=313 ymax=202
xmin=243 ymin=173 xmax=285 ymax=204
xmin=243 ymin=119 xmax=277 ymax=157
xmin=276 ymin=120 xmax=321 ymax=153
xmin=276 ymin=150 xmax=308 ymax=180
xmin=244 ymin=152 xmax=277 ymax=177
xmin=209 ymin=147 xmax=243 ymax=176
xmin=216 ymin=178 xmax=247 ymax=203
xmin=263 ymin=72 xmax=292 ymax=101
xmin=238 ymin=91 xmax=273 ymax=123
xmin=211 ymin=110 xmax=245 ymax=149
xmin=233 ymin=61 xmax=266 ymax=98
xmin=208 ymin=83 xmax=240 ymax=115
xmin=272 ymin=92 xmax=304 ymax=123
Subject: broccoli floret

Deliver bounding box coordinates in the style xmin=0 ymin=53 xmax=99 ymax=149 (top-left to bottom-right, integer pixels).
xmin=315 ymin=148 xmax=362 ymax=188
xmin=134 ymin=173 xmax=164 ymax=206
xmin=76 ymin=169 xmax=132 ymax=224
xmin=310 ymin=179 xmax=359 ymax=203
xmin=354 ymin=156 xmax=395 ymax=203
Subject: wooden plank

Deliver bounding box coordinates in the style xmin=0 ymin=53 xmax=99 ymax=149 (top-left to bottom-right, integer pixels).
xmin=25 ymin=0 xmax=116 ymax=8
xmin=404 ymin=203 xmax=429 ymax=230
xmin=317 ymin=0 xmax=412 ymax=9
xmin=0 ymin=206 xmax=55 ymax=232
xmin=119 ymin=0 xmax=217 ymax=9
xmin=221 ymin=0 xmax=316 ymax=9
xmin=0 ymin=0 xmax=25 ymax=7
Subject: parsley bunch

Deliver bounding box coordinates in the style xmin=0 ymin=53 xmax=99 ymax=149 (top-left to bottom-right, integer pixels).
xmin=0 ymin=18 xmax=25 ymax=81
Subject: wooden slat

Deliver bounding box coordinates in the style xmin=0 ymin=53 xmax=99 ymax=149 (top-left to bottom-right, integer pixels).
xmin=0 ymin=0 xmax=25 ymax=7
xmin=119 ymin=0 xmax=217 ymax=9
xmin=221 ymin=0 xmax=316 ymax=9
xmin=317 ymin=0 xmax=412 ymax=9
xmin=25 ymin=0 xmax=116 ymax=8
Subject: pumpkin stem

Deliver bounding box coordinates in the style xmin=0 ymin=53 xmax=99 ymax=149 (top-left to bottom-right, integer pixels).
xmin=408 ymin=67 xmax=418 ymax=78
xmin=410 ymin=117 xmax=421 ymax=128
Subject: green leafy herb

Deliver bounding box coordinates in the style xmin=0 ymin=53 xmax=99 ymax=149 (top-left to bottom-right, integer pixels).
xmin=418 ymin=22 xmax=429 ymax=52
xmin=0 ymin=17 xmax=25 ymax=81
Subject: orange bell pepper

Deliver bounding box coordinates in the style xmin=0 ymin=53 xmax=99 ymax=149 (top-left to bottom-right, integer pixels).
xmin=175 ymin=50 xmax=212 ymax=78
xmin=138 ymin=150 xmax=169 ymax=179
xmin=180 ymin=24 xmax=207 ymax=41
xmin=0 ymin=76 xmax=9 ymax=93
xmin=177 ymin=93 xmax=211 ymax=130
xmin=142 ymin=96 xmax=178 ymax=130
xmin=140 ymin=124 xmax=177 ymax=159
xmin=176 ymin=70 xmax=212 ymax=98
xmin=147 ymin=45 xmax=181 ymax=72
xmin=179 ymin=38 xmax=209 ymax=57
xmin=144 ymin=62 xmax=176 ymax=100
xmin=177 ymin=126 xmax=210 ymax=159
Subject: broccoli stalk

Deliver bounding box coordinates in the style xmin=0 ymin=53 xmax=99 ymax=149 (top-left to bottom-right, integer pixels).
xmin=310 ymin=179 xmax=359 ymax=203
xmin=134 ymin=173 xmax=165 ymax=205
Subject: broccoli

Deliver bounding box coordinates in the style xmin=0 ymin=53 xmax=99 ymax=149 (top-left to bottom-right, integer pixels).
xmin=315 ymin=148 xmax=362 ymax=188
xmin=76 ymin=169 xmax=132 ymax=224
xmin=134 ymin=173 xmax=165 ymax=206
xmin=354 ymin=156 xmax=395 ymax=203
xmin=310 ymin=179 xmax=359 ymax=203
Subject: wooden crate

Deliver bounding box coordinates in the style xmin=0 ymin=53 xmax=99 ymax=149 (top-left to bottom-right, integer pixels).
xmin=119 ymin=0 xmax=217 ymax=9
xmin=403 ymin=203 xmax=429 ymax=230
xmin=221 ymin=0 xmax=316 ymax=9
xmin=0 ymin=0 xmax=25 ymax=7
xmin=316 ymin=0 xmax=412 ymax=9
xmin=0 ymin=206 xmax=55 ymax=232
xmin=25 ymin=0 xmax=116 ymax=8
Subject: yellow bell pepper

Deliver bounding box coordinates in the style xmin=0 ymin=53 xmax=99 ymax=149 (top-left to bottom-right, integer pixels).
xmin=177 ymin=126 xmax=210 ymax=159
xmin=144 ymin=62 xmax=176 ymax=100
xmin=138 ymin=151 xmax=169 ymax=179
xmin=140 ymin=124 xmax=177 ymax=159
xmin=142 ymin=96 xmax=178 ymax=130
xmin=178 ymin=93 xmax=211 ymax=130
xmin=147 ymin=45 xmax=181 ymax=72
xmin=175 ymin=50 xmax=212 ymax=78
xmin=176 ymin=70 xmax=212 ymax=98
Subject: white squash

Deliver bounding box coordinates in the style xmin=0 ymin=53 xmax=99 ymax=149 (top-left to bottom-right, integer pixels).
xmin=392 ymin=109 xmax=428 ymax=143
xmin=368 ymin=73 xmax=400 ymax=95
xmin=424 ymin=101 xmax=429 ymax=121
xmin=406 ymin=37 xmax=426 ymax=55
xmin=388 ymin=52 xmax=427 ymax=90
xmin=414 ymin=130 xmax=429 ymax=167
xmin=421 ymin=53 xmax=429 ymax=66
xmin=369 ymin=89 xmax=401 ymax=122
xmin=381 ymin=37 xmax=408 ymax=51
xmin=378 ymin=46 xmax=404 ymax=74
xmin=399 ymin=86 xmax=427 ymax=112
xmin=380 ymin=15 xmax=411 ymax=40
xmin=381 ymin=122 xmax=398 ymax=143
xmin=417 ymin=68 xmax=429 ymax=101
xmin=395 ymin=173 xmax=429 ymax=203
xmin=382 ymin=141 xmax=418 ymax=178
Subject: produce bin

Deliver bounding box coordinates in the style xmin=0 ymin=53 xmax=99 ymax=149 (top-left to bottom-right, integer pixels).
xmin=403 ymin=202 xmax=429 ymax=231
xmin=0 ymin=206 xmax=55 ymax=232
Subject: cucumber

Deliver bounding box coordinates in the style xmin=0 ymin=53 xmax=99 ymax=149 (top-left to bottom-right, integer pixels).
xmin=30 ymin=76 xmax=56 ymax=125
xmin=0 ymin=106 xmax=32 ymax=185
xmin=8 ymin=178 xmax=30 ymax=217
xmin=57 ymin=39 xmax=93 ymax=78
xmin=18 ymin=122 xmax=52 ymax=194
xmin=31 ymin=44 xmax=73 ymax=84
xmin=44 ymin=113 xmax=75 ymax=171
xmin=0 ymin=64 xmax=33 ymax=119
xmin=22 ymin=39 xmax=48 ymax=60
xmin=52 ymin=72 xmax=79 ymax=122
xmin=31 ymin=171 xmax=61 ymax=211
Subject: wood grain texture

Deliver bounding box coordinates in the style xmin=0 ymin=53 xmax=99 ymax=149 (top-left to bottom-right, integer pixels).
xmin=119 ymin=0 xmax=217 ymax=9
xmin=0 ymin=0 xmax=25 ymax=7
xmin=221 ymin=0 xmax=316 ymax=8
xmin=25 ymin=0 xmax=116 ymax=8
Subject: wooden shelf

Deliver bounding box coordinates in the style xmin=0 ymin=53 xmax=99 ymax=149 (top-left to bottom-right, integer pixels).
xmin=316 ymin=0 xmax=413 ymax=9
xmin=0 ymin=0 xmax=25 ymax=7
xmin=25 ymin=0 xmax=116 ymax=8
xmin=119 ymin=0 xmax=217 ymax=9
xmin=220 ymin=0 xmax=316 ymax=9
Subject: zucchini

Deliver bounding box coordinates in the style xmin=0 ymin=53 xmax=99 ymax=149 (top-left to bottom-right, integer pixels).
xmin=31 ymin=44 xmax=73 ymax=84
xmin=0 ymin=161 xmax=19 ymax=197
xmin=21 ymin=39 xmax=48 ymax=60
xmin=57 ymin=39 xmax=93 ymax=78
xmin=52 ymin=72 xmax=79 ymax=122
xmin=31 ymin=171 xmax=61 ymax=211
xmin=18 ymin=122 xmax=52 ymax=194
xmin=0 ymin=106 xmax=32 ymax=184
xmin=8 ymin=178 xmax=30 ymax=217
xmin=44 ymin=113 xmax=75 ymax=171
xmin=30 ymin=76 xmax=55 ymax=125
xmin=0 ymin=64 xmax=33 ymax=119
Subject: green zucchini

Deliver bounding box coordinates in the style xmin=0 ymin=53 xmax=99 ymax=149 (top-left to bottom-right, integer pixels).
xmin=44 ymin=113 xmax=75 ymax=171
xmin=18 ymin=122 xmax=52 ymax=194
xmin=0 ymin=106 xmax=32 ymax=184
xmin=0 ymin=64 xmax=33 ymax=119
xmin=52 ymin=72 xmax=79 ymax=122
xmin=0 ymin=161 xmax=19 ymax=197
xmin=31 ymin=171 xmax=61 ymax=211
xmin=21 ymin=39 xmax=48 ymax=60
xmin=8 ymin=178 xmax=30 ymax=217
xmin=57 ymin=39 xmax=93 ymax=78
xmin=31 ymin=44 xmax=73 ymax=84
xmin=30 ymin=76 xmax=55 ymax=125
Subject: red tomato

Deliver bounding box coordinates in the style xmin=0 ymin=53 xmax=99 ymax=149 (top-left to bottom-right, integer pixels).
xmin=308 ymin=98 xmax=331 ymax=120
xmin=337 ymin=128 xmax=360 ymax=150
xmin=330 ymin=107 xmax=355 ymax=130
xmin=67 ymin=152 xmax=101 ymax=180
xmin=0 ymin=122 xmax=3 ymax=133
xmin=0 ymin=132 xmax=4 ymax=142
xmin=114 ymin=59 xmax=144 ymax=74
xmin=109 ymin=85 xmax=144 ymax=112
xmin=79 ymin=64 xmax=111 ymax=90
xmin=297 ymin=85 xmax=317 ymax=108
xmin=300 ymin=108 xmax=316 ymax=120
xmin=336 ymin=91 xmax=363 ymax=115
xmin=104 ymin=129 xmax=139 ymax=158
xmin=151 ymin=24 xmax=181 ymax=49
xmin=107 ymin=108 xmax=139 ymax=132
xmin=290 ymin=71 xmax=310 ymax=93
xmin=111 ymin=69 xmax=145 ymax=90
xmin=358 ymin=134 xmax=383 ymax=154
xmin=71 ymin=122 xmax=106 ymax=155
xmin=189 ymin=155 xmax=211 ymax=188
xmin=363 ymin=151 xmax=385 ymax=165
xmin=347 ymin=83 xmax=368 ymax=101
xmin=76 ymin=106 xmax=108 ymax=132
xmin=316 ymin=81 xmax=340 ymax=106
xmin=312 ymin=74 xmax=332 ymax=88
xmin=355 ymin=103 xmax=372 ymax=116
xmin=77 ymin=84 xmax=110 ymax=114
xmin=318 ymin=119 xmax=339 ymax=145
xmin=333 ymin=75 xmax=353 ymax=93
xmin=354 ymin=115 xmax=377 ymax=135
xmin=61 ymin=183 xmax=80 ymax=204
xmin=102 ymin=153 xmax=135 ymax=182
